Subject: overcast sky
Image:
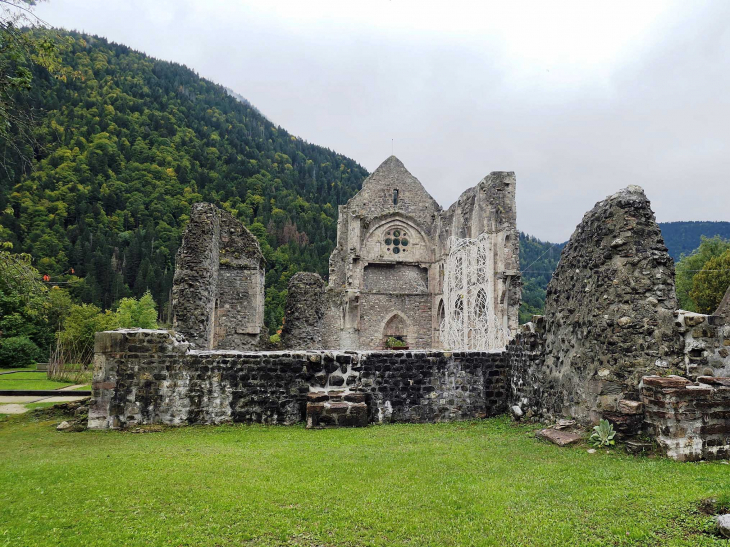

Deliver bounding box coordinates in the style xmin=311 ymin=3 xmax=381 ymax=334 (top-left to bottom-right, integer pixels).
xmin=36 ymin=0 xmax=730 ymax=242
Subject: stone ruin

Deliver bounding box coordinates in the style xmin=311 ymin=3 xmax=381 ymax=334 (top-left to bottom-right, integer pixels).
xmin=290 ymin=156 xmax=521 ymax=351
xmin=171 ymin=202 xmax=265 ymax=350
xmin=89 ymin=161 xmax=730 ymax=462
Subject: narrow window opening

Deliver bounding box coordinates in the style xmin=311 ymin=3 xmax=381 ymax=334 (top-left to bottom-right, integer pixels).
xmin=393 ymin=188 xmax=399 ymax=205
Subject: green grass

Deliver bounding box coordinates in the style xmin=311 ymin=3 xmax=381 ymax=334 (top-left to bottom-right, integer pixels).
xmin=0 ymin=364 xmax=38 ymax=372
xmin=1 ymin=415 xmax=729 ymax=547
xmin=0 ymin=372 xmax=72 ymax=391
xmin=23 ymin=401 xmax=60 ymax=410
xmin=72 ymin=384 xmax=91 ymax=391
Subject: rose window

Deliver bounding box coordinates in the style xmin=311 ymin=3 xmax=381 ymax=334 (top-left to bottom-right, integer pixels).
xmin=384 ymin=229 xmax=409 ymax=254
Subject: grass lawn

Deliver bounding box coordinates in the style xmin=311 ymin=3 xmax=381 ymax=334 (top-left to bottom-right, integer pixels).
xmin=0 ymin=372 xmax=72 ymax=391
xmin=1 ymin=413 xmax=729 ymax=547
xmin=0 ymin=364 xmax=38 ymax=372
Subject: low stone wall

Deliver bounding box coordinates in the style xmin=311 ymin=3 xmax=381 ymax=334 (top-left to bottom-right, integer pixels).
xmin=642 ymin=375 xmax=730 ymax=461
xmin=508 ymin=318 xmax=547 ymax=420
xmin=359 ymin=350 xmax=508 ymax=423
xmin=675 ymin=311 xmax=730 ymax=378
xmin=90 ymin=329 xmax=510 ymax=430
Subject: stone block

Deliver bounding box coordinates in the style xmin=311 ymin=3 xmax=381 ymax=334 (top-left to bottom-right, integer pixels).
xmin=536 ymin=428 xmax=583 ymax=447
xmin=618 ymin=399 xmax=643 ymax=415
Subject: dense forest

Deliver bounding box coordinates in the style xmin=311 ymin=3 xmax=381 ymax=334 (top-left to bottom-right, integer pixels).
xmin=518 ymin=234 xmax=563 ymax=323
xmin=0 ymin=32 xmax=368 ymax=332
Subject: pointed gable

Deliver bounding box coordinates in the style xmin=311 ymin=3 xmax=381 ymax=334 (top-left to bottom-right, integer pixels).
xmin=346 ymin=156 xmax=441 ymax=233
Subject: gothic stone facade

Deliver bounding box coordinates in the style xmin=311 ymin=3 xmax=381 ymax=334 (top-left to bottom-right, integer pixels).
xmin=171 ymin=203 xmax=265 ymax=350
xmin=321 ymin=155 xmax=521 ymax=351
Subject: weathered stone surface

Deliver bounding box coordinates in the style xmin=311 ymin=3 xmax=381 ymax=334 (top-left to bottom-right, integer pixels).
xmin=625 ymin=440 xmax=654 ymax=455
xmin=540 ymin=186 xmax=683 ymax=424
xmin=172 ymin=203 xmax=265 ymax=350
xmin=536 ymin=428 xmax=583 ymax=446
xmin=281 ymin=273 xmax=326 ymax=349
xmin=89 ymin=329 xmax=510 ymax=430
xmin=618 ymin=399 xmax=643 ymax=414
xmin=676 ymin=311 xmax=730 ymax=378
xmin=306 ymin=391 xmax=368 ymax=428
xmin=642 ymin=375 xmax=730 ymax=461
xmin=318 ymin=156 xmax=520 ymax=351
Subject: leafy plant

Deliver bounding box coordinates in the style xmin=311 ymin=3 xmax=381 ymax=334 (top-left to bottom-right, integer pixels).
xmin=0 ymin=335 xmax=41 ymax=368
xmin=385 ymin=336 xmax=407 ymax=349
xmin=589 ymin=419 xmax=616 ymax=448
xmin=115 ymin=291 xmax=158 ymax=329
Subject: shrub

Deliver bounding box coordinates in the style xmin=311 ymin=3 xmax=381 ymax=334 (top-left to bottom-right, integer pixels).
xmin=386 ymin=336 xmax=407 ymax=348
xmin=115 ymin=291 xmax=158 ymax=329
xmin=57 ymin=304 xmax=119 ymax=364
xmin=0 ymin=336 xmax=41 ymax=369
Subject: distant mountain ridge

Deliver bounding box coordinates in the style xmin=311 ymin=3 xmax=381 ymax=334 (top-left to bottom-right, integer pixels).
xmin=518 ymin=221 xmax=730 ymax=321
xmin=658 ymin=221 xmax=730 ymax=260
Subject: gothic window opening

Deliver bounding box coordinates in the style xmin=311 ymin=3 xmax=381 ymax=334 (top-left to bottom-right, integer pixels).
xmin=393 ymin=188 xmax=399 ymax=205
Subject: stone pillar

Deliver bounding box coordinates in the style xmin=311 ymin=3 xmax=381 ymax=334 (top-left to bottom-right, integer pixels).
xmin=171 ymin=203 xmax=220 ymax=349
xmin=281 ymin=272 xmax=326 ymax=349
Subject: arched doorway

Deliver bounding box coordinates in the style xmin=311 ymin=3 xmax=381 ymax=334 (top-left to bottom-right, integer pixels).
xmin=383 ymin=313 xmax=408 ymax=348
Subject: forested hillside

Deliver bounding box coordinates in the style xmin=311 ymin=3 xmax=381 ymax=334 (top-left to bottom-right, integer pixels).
xmin=658 ymin=221 xmax=730 ymax=260
xmin=518 ymin=234 xmax=563 ymax=323
xmin=0 ymin=32 xmax=368 ymax=332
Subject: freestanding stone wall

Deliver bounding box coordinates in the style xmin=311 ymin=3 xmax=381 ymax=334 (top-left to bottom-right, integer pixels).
xmin=540 ymin=186 xmax=683 ymax=423
xmin=172 ymin=203 xmax=265 ymax=350
xmin=89 ymin=329 xmax=510 ymax=430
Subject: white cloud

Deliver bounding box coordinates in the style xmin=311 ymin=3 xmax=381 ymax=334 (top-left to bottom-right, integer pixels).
xmin=36 ymin=0 xmax=730 ymax=241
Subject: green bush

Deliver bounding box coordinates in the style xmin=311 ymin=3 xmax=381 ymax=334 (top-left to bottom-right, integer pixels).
xmin=0 ymin=336 xmax=41 ymax=369
xmin=115 ymin=291 xmax=158 ymax=329
xmin=385 ymin=336 xmax=407 ymax=348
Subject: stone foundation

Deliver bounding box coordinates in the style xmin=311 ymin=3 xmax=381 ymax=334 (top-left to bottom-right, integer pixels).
xmin=642 ymin=375 xmax=730 ymax=461
xmin=90 ymin=329 xmax=510 ymax=430
xmin=306 ymin=391 xmax=368 ymax=428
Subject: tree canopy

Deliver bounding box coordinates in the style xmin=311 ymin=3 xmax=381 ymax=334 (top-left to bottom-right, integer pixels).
xmin=0 ymin=31 xmax=368 ymax=333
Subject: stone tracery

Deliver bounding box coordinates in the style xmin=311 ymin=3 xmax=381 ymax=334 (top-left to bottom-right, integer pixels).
xmin=441 ymin=233 xmax=510 ymax=351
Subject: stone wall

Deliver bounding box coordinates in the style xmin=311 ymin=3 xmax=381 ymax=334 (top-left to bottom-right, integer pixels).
xmin=172 ymin=203 xmax=265 ymax=350
xmin=90 ymin=329 xmax=510 ymax=430
xmin=357 ymin=350 xmax=508 ymax=423
xmin=642 ymin=375 xmax=730 ymax=461
xmin=675 ymin=311 xmax=730 ymax=378
xmin=540 ymin=186 xmax=683 ymax=423
xmin=322 ymin=156 xmax=520 ymax=351
xmin=508 ymin=318 xmax=547 ymax=420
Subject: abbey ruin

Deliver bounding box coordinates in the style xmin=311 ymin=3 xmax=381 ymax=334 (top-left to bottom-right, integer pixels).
xmin=89 ymin=157 xmax=730 ymax=462
xmin=283 ymin=156 xmax=520 ymax=351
